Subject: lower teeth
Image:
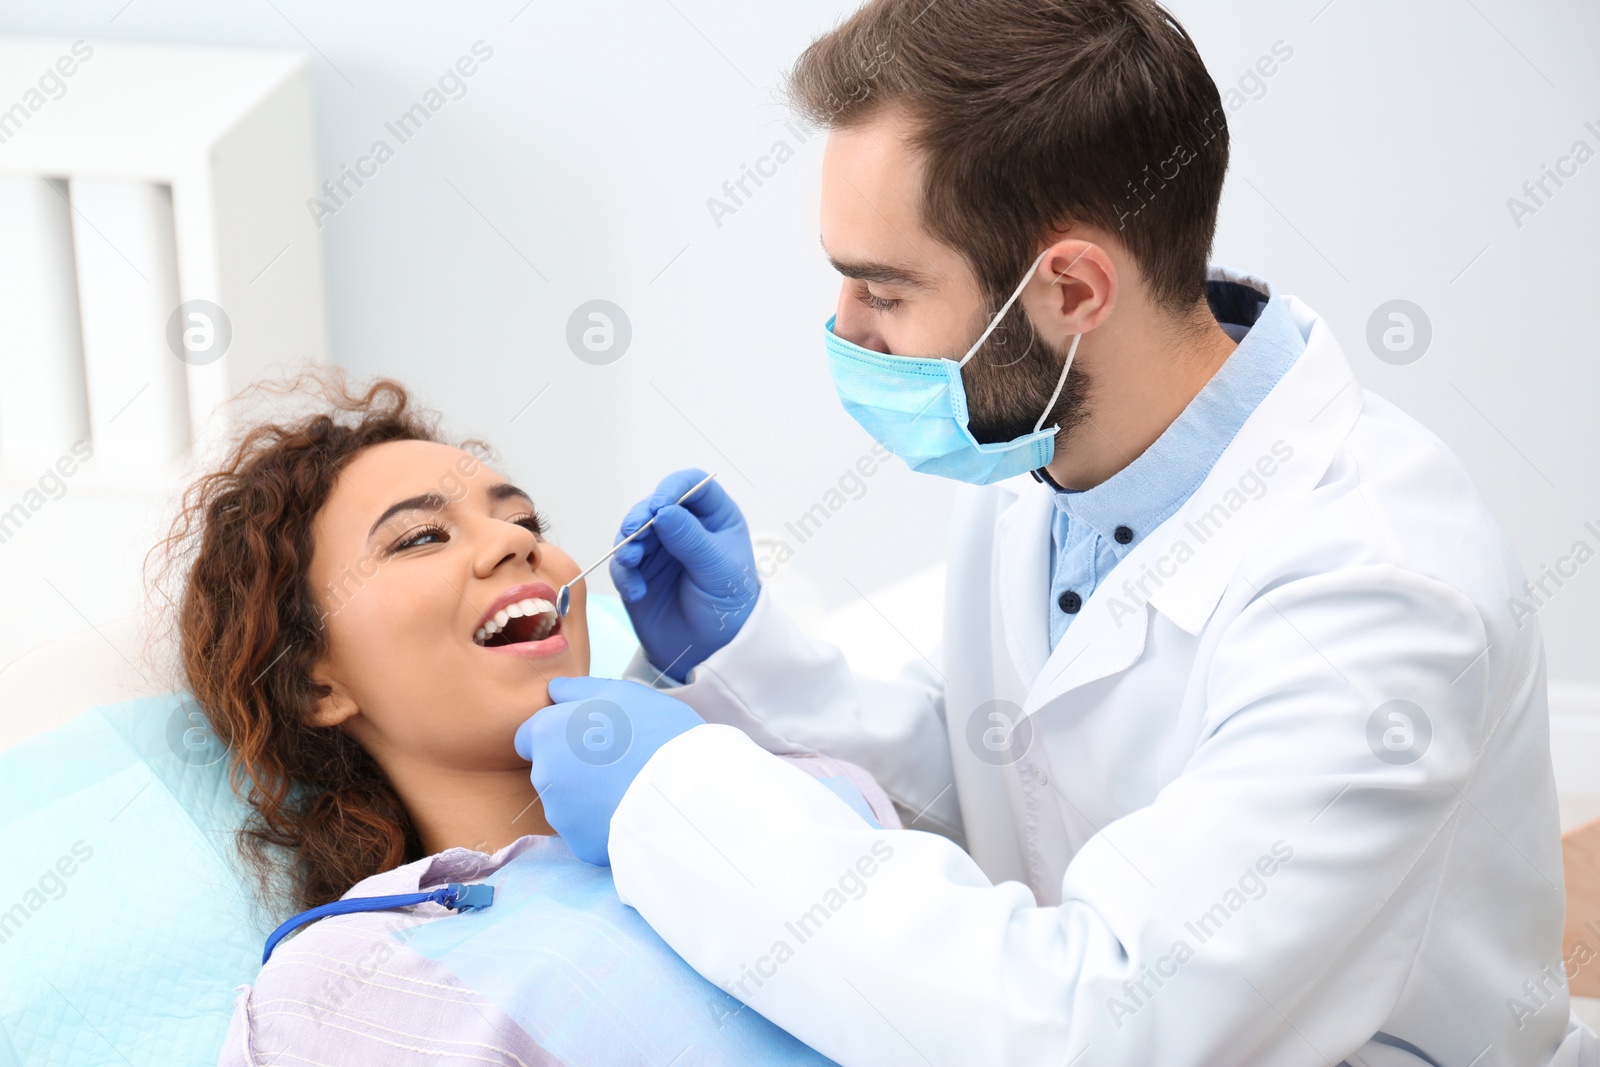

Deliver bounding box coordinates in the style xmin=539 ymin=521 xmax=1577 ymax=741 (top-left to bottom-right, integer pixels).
xmin=477 ymin=616 xmax=556 ymax=646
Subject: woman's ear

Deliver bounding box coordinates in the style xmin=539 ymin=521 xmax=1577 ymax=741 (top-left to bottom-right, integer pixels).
xmin=307 ymin=661 xmax=360 ymax=728
xmin=308 ymin=688 xmax=359 ymax=728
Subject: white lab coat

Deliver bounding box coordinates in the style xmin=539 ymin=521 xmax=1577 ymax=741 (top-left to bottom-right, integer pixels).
xmin=609 ymin=265 xmax=1598 ymax=1066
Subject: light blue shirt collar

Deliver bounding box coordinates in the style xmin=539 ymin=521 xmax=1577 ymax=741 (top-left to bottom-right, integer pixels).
xmin=1051 ymin=284 xmax=1307 ymax=549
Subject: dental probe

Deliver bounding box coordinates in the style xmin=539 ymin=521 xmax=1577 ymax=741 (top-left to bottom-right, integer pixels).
xmin=554 ymin=471 xmax=719 ymax=617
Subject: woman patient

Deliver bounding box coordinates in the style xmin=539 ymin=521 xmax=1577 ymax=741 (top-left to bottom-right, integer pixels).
xmin=159 ymin=375 xmax=895 ymax=1065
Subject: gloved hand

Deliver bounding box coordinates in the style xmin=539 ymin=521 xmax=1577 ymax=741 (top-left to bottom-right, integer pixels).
xmin=609 ymin=469 xmax=759 ymax=683
xmin=515 ymin=676 xmax=705 ymax=866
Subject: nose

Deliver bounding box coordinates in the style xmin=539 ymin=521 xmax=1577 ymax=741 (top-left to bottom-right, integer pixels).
xmin=474 ymin=515 xmax=542 ymax=579
xmin=833 ymin=285 xmax=890 ymax=353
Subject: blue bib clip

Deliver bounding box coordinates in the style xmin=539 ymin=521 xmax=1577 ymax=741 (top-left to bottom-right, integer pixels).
xmin=261 ymin=881 xmax=495 ymax=964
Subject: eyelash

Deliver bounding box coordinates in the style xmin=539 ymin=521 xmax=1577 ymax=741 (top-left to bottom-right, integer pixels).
xmin=857 ymin=285 xmax=901 ymax=313
xmin=389 ymin=513 xmax=547 ymax=554
xmin=509 ymin=512 xmax=548 ymax=536
xmin=391 ymin=523 xmax=449 ymax=552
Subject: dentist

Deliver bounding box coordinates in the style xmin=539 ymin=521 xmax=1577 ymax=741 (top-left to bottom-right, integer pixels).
xmin=516 ymin=0 xmax=1595 ymax=1063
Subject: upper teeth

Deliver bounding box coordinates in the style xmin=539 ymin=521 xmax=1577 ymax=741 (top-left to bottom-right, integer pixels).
xmin=475 ymin=597 xmax=557 ymax=645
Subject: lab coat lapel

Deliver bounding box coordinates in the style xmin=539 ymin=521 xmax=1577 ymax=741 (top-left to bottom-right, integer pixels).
xmin=990 ymin=473 xmax=1152 ymax=719
xmin=1023 ymin=554 xmax=1151 ymax=716
xmin=991 ymin=477 xmax=1055 ymax=686
xmin=1023 ymin=291 xmax=1364 ymax=712
xmin=1141 ymin=293 xmax=1364 ymax=632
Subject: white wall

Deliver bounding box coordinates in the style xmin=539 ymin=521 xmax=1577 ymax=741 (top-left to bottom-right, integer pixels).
xmin=0 ymin=0 xmax=1595 ymax=690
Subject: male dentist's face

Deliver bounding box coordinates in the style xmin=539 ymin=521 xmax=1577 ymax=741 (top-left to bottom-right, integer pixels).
xmin=818 ymin=108 xmax=1101 ymax=445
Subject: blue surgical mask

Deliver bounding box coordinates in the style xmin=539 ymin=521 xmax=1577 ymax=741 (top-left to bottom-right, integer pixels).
xmin=825 ymin=247 xmax=1082 ymax=485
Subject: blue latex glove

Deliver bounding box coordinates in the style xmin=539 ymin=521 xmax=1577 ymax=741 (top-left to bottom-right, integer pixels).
xmin=609 ymin=469 xmax=759 ymax=683
xmin=515 ymin=676 xmax=705 ymax=866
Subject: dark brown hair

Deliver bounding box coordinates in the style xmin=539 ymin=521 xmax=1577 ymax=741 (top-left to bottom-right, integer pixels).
xmin=786 ymin=0 xmax=1228 ymax=319
xmin=152 ymin=372 xmax=478 ymax=914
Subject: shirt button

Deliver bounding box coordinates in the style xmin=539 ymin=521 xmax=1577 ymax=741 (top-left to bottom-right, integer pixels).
xmin=1033 ymin=767 xmax=1048 ymax=785
xmin=1114 ymin=525 xmax=1134 ymax=545
xmin=1058 ymin=590 xmax=1082 ymax=613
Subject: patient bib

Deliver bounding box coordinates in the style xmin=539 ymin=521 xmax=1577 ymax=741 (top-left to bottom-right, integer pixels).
xmin=224 ymin=829 xmax=843 ymax=1065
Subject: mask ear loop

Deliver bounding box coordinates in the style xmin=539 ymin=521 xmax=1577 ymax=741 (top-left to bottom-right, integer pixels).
xmin=958 ymin=245 xmax=1083 ymax=434
xmin=1032 ymin=331 xmax=1081 ymax=433
xmin=958 ymin=246 xmax=1053 ymax=368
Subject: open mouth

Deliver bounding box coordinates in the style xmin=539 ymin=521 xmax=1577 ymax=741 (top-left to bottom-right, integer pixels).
xmin=473 ymin=596 xmax=562 ymax=648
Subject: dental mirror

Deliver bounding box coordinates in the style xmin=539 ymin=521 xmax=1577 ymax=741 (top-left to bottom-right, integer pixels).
xmin=555 ymin=471 xmax=719 ymax=617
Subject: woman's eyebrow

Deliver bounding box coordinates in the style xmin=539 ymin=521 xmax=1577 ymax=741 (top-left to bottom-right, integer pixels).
xmin=368 ymin=492 xmax=450 ymax=538
xmin=366 ymin=484 xmax=533 ymax=540
xmin=486 ymin=483 xmax=533 ymax=505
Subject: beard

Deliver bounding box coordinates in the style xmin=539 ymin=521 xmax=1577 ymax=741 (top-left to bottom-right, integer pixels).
xmin=958 ymin=300 xmax=1091 ymax=446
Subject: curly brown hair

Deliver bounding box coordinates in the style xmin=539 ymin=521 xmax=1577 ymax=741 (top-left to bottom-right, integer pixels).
xmin=151 ymin=371 xmax=486 ymax=914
